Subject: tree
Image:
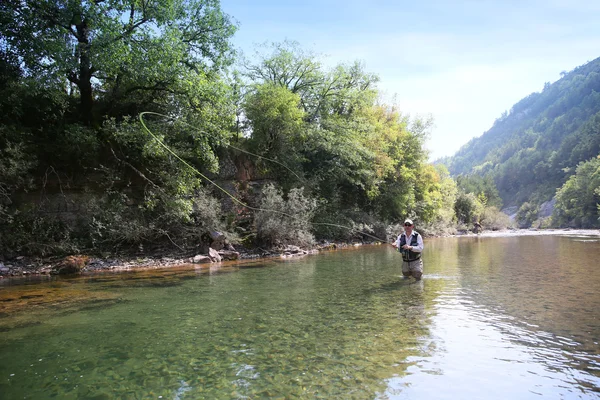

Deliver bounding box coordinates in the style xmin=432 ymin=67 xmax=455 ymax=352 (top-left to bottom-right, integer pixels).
xmin=516 ymin=202 xmax=539 ymax=228
xmin=243 ymin=83 xmax=305 ymax=159
xmin=553 ymin=156 xmax=600 ymax=228
xmin=454 ymin=192 xmax=483 ymax=224
xmin=245 ymin=40 xmax=323 ymax=101
xmin=0 ymin=0 xmax=237 ymax=125
xmin=244 ymin=41 xmax=379 ymax=121
xmin=0 ymin=0 xmax=240 ymax=255
xmin=455 ymin=174 xmax=502 ymax=208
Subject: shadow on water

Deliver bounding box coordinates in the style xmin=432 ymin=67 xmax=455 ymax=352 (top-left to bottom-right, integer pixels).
xmin=364 ymin=277 xmax=423 ymax=295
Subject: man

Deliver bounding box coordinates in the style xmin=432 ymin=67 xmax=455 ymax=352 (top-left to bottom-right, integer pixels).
xmin=394 ymin=218 xmax=424 ymax=280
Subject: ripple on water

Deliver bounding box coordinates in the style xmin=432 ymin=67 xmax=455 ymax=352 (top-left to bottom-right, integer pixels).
xmin=1 ymin=238 xmax=600 ymax=399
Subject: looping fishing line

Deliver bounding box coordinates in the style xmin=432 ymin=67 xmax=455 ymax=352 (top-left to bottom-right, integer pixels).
xmin=138 ymin=111 xmax=391 ymax=244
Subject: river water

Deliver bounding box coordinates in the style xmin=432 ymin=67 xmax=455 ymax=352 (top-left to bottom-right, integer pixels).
xmin=1 ymin=233 xmax=600 ymax=399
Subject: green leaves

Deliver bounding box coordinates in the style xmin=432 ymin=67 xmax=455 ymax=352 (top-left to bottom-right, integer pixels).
xmin=553 ymin=155 xmax=600 ymax=228
xmin=239 ymin=41 xmax=448 ymax=227
xmin=0 ymin=0 xmax=237 ymax=125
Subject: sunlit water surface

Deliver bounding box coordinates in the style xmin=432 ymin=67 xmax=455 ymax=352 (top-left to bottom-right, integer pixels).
xmin=1 ymin=234 xmax=600 ymax=399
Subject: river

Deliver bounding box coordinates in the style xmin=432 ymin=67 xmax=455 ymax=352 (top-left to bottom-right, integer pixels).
xmin=1 ymin=233 xmax=599 ymax=399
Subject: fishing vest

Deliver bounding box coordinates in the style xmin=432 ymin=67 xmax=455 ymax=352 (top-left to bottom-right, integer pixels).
xmin=399 ymin=232 xmax=421 ymax=262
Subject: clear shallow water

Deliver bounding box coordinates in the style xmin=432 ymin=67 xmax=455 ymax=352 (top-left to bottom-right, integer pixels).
xmin=1 ymin=234 xmax=600 ymax=399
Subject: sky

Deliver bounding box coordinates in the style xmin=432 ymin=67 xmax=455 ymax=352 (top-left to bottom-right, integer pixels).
xmin=219 ymin=0 xmax=600 ymax=161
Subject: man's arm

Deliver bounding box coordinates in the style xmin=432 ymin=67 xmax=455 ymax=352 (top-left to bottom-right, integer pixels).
xmin=410 ymin=234 xmax=424 ymax=253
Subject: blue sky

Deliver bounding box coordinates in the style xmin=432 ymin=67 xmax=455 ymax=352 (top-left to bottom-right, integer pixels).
xmin=220 ymin=0 xmax=600 ymax=160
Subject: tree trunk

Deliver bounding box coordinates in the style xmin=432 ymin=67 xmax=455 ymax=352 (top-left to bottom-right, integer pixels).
xmin=76 ymin=20 xmax=94 ymax=126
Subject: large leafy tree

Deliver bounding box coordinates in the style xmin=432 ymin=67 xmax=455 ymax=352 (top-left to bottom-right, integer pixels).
xmin=0 ymin=0 xmax=239 ymax=254
xmin=243 ymin=83 xmax=305 ymax=157
xmin=242 ymin=42 xmax=441 ymax=226
xmin=553 ymin=156 xmax=600 ymax=228
xmin=0 ymin=0 xmax=237 ymax=125
xmin=455 ymin=173 xmax=502 ymax=208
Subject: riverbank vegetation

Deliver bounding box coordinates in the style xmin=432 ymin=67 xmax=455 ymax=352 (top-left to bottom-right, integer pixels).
xmin=0 ymin=1 xmax=597 ymax=263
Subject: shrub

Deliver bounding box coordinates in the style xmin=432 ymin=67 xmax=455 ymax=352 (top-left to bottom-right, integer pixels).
xmin=87 ymin=186 xmax=227 ymax=251
xmin=255 ymin=184 xmax=316 ymax=247
xmin=516 ymin=202 xmax=539 ymax=228
xmin=0 ymin=207 xmax=79 ymax=257
xmin=454 ymin=192 xmax=483 ymax=224
xmin=480 ymin=206 xmax=513 ymax=230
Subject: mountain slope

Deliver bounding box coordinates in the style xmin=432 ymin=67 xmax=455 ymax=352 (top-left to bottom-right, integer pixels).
xmin=440 ymin=56 xmax=600 ymax=208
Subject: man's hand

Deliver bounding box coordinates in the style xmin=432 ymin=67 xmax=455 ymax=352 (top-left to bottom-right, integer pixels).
xmin=402 ymin=244 xmax=411 ymax=250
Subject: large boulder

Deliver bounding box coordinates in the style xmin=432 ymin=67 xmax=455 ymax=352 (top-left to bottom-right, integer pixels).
xmin=209 ymin=231 xmax=227 ymax=251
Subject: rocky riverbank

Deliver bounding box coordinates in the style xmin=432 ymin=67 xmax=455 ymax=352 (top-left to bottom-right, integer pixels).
xmin=0 ymin=240 xmax=367 ymax=278
xmin=2 ymin=228 xmax=598 ymax=279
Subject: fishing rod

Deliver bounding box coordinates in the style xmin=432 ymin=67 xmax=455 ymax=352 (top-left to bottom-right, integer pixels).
xmin=138 ymin=111 xmax=392 ymax=245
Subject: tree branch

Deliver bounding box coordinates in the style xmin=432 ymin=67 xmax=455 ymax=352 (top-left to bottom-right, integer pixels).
xmin=110 ymin=147 xmax=160 ymax=190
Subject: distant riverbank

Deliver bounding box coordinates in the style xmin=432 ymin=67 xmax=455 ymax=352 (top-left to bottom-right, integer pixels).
xmin=454 ymin=228 xmax=600 ymax=238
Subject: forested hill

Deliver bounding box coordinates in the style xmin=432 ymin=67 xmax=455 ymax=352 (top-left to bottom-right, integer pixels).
xmin=439 ymin=57 xmax=600 ymax=210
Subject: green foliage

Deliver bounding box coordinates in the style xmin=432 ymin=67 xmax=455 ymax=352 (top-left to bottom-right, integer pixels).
xmin=87 ymin=187 xmax=225 ymax=250
xmin=454 ymin=192 xmax=483 ymax=224
xmin=255 ymin=184 xmax=317 ymax=247
xmin=431 ymin=164 xmax=458 ymax=224
xmin=243 ymin=83 xmax=305 ymax=161
xmin=516 ymin=202 xmax=539 ymax=228
xmin=480 ymin=207 xmax=512 ymax=231
xmin=0 ymin=208 xmax=79 ymax=256
xmin=0 ymin=129 xmax=36 ymax=205
xmin=553 ymin=156 xmax=600 ymax=228
xmin=0 ymin=0 xmax=237 ymax=125
xmin=241 ymin=42 xmax=436 ymax=229
xmin=0 ymin=0 xmax=239 ymax=256
xmin=455 ymin=174 xmax=502 ymax=208
xmin=1 ymin=16 xmax=484 ymax=258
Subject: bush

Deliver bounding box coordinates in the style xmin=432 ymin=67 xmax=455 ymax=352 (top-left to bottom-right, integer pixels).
xmin=0 ymin=207 xmax=79 ymax=257
xmin=516 ymin=202 xmax=539 ymax=228
xmin=480 ymin=206 xmax=513 ymax=230
xmin=454 ymin=192 xmax=483 ymax=224
xmin=418 ymin=219 xmax=458 ymax=237
xmin=87 ymin=186 xmax=227 ymax=251
xmin=255 ymin=184 xmax=316 ymax=247
xmin=553 ymin=156 xmax=600 ymax=228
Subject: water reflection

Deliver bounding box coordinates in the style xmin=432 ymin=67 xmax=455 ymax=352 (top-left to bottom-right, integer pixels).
xmin=386 ymin=234 xmax=600 ymax=399
xmin=0 ymin=235 xmax=599 ymax=399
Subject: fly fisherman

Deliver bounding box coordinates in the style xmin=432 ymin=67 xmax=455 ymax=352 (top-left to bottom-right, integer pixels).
xmin=394 ymin=219 xmax=424 ymax=280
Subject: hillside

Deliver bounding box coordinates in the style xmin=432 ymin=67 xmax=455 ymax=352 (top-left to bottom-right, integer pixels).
xmin=439 ymin=57 xmax=600 ymax=209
